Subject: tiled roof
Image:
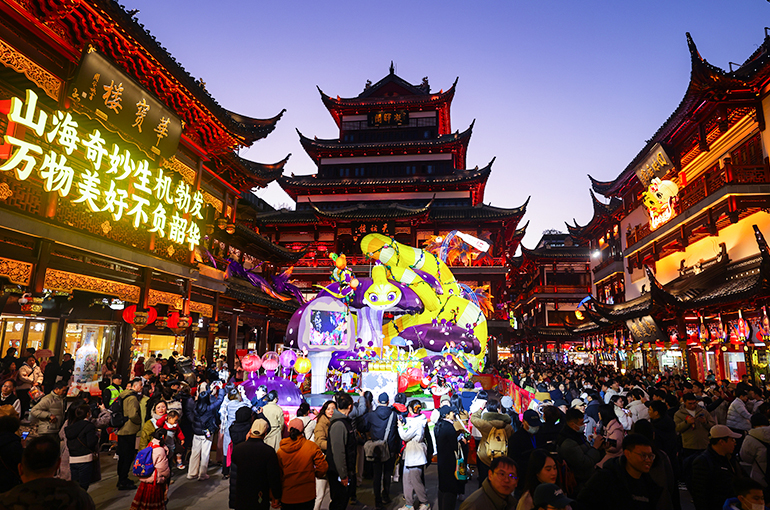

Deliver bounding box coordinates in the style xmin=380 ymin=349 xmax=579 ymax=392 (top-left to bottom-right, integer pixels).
xmin=280 ymin=160 xmax=491 ymax=189
xmin=225 ymin=277 xmax=299 ymax=312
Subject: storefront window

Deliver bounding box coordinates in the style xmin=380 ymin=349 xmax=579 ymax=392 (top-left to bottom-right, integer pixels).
xmin=0 ymin=319 xmax=52 ymax=358
xmin=1 ymin=319 xmax=25 ymax=356
xmin=64 ymin=323 xmax=117 ymax=369
xmin=192 ymin=336 xmax=205 ymax=365
xmin=133 ymin=333 xmax=183 ymax=363
xmin=25 ymin=320 xmax=48 ymax=352
xmin=658 ymin=350 xmax=683 ymax=371
xmin=724 ymin=352 xmax=747 ymax=382
xmin=214 ymin=337 xmax=228 ymax=361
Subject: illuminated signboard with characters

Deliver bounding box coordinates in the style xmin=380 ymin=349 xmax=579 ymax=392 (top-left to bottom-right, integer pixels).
xmin=0 ymin=89 xmax=204 ymax=252
xmin=642 ymin=177 xmax=679 ymax=230
xmin=67 ymin=50 xmax=182 ymax=160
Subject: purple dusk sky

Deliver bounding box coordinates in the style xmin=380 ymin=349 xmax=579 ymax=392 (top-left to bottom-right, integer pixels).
xmin=128 ymin=1 xmax=769 ymax=248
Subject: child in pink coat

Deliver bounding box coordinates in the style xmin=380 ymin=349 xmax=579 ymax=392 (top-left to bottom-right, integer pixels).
xmin=131 ymin=428 xmax=171 ymax=510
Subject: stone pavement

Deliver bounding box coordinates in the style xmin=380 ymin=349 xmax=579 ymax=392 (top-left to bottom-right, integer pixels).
xmin=90 ymin=450 xmax=697 ymax=510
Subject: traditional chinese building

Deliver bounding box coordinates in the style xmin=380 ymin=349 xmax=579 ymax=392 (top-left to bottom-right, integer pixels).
xmin=505 ymin=232 xmax=591 ymax=362
xmin=255 ymin=65 xmax=529 ymax=356
xmin=567 ymin=32 xmax=770 ymax=381
xmin=0 ymin=0 xmax=301 ymax=385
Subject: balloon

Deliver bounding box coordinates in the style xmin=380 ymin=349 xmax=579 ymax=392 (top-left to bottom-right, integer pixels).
xmin=295 ymin=357 xmax=311 ymax=374
xmin=262 ymin=351 xmax=280 ymax=371
xmin=279 ymin=350 xmax=297 ymax=368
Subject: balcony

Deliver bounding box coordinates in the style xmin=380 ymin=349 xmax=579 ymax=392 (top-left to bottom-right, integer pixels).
xmin=626 ymin=161 xmax=770 ymax=247
xmin=289 ymin=254 xmax=508 ymax=275
xmin=525 ymin=284 xmax=592 ymax=301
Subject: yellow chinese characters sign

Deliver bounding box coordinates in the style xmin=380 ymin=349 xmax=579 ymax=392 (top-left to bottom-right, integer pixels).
xmin=0 ymin=89 xmax=203 ymax=251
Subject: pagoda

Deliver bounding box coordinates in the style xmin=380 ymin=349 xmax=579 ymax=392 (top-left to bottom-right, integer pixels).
xmin=256 ymin=65 xmax=529 ymax=345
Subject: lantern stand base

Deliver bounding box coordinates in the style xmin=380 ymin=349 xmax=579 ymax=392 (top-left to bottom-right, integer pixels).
xmin=308 ymin=351 xmax=332 ymax=394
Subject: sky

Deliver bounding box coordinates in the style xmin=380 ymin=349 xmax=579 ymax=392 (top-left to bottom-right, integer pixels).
xmin=127 ymin=0 xmax=770 ymax=248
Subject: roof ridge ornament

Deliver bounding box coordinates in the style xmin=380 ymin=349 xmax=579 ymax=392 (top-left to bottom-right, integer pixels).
xmin=390 ymin=61 xmax=395 ymax=74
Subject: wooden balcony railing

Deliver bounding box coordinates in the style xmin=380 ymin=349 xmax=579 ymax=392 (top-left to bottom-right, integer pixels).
xmin=526 ymin=285 xmax=591 ymax=300
xmin=626 ymin=161 xmax=770 ymax=247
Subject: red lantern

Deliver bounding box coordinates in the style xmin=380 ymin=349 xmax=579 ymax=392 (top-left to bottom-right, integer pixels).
xmin=123 ymin=305 xmax=157 ymax=330
xmin=242 ymin=354 xmax=262 ymax=372
xmin=167 ymin=310 xmax=191 ymax=335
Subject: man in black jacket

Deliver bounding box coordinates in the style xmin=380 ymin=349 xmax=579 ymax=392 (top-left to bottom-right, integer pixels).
xmin=230 ymin=418 xmax=281 ymax=510
xmin=364 ymin=392 xmax=400 ymax=509
xmin=508 ymin=410 xmax=545 ymax=481
xmin=328 ymin=393 xmax=356 ymax=510
xmin=690 ymin=425 xmax=744 ymax=510
xmin=648 ymin=401 xmax=678 ymax=475
xmin=578 ymin=433 xmax=662 ymax=510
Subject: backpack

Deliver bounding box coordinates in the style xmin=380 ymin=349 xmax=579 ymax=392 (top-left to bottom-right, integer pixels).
xmin=109 ymin=394 xmax=128 ymax=429
xmin=132 ymin=446 xmax=155 ymax=478
xmin=557 ymin=458 xmax=578 ymax=497
xmin=484 ymin=426 xmax=508 ymax=460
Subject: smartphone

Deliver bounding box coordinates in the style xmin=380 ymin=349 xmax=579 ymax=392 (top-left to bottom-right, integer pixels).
xmin=21 ymin=431 xmax=29 ymax=439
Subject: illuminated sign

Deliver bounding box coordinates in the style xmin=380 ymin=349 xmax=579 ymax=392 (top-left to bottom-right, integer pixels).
xmin=634 ymin=143 xmax=674 ymax=187
xmin=67 ymin=51 xmax=182 ymax=159
xmin=626 ymin=315 xmax=664 ymax=344
xmin=367 ymin=110 xmax=409 ymax=127
xmin=0 ymin=89 xmax=202 ymax=251
xmin=642 ymin=177 xmax=679 ymax=230
xmin=352 ymin=220 xmax=394 ymax=241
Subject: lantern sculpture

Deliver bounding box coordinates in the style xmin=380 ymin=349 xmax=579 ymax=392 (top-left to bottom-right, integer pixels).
xmin=262 ymin=351 xmax=280 ymax=372
xmin=294 ymin=356 xmax=311 ymax=374
xmin=279 ymin=350 xmax=297 ymax=369
xmin=241 ymin=354 xmax=262 ymax=372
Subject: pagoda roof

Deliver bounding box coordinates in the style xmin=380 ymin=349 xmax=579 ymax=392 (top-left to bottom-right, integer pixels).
xmin=429 ymin=200 xmax=528 ymax=222
xmin=255 ymin=197 xmax=528 ymax=226
xmin=310 ymin=201 xmax=433 ymax=221
xmin=297 ymin=121 xmax=474 ymax=164
xmin=519 ymin=245 xmax=590 ymax=260
xmin=318 ymin=69 xmax=458 ymax=126
xmin=278 ymin=158 xmax=492 ymax=200
xmin=566 ymin=192 xmax=623 ymax=239
xmin=211 ymin=153 xmax=290 ymax=191
xmin=588 ymin=32 xmax=758 ymax=199
xmin=225 ymin=277 xmax=299 ymax=312
xmin=30 ymin=0 xmax=287 ymax=154
xmin=220 ymin=224 xmax=306 ymax=264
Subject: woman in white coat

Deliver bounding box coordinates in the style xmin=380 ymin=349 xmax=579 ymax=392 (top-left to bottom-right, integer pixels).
xmin=398 ymin=400 xmax=429 ymax=510
xmin=740 ymin=413 xmax=770 ymax=488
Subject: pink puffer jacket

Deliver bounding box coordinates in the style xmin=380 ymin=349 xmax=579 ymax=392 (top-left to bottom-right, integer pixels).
xmin=139 ymin=440 xmax=170 ymax=484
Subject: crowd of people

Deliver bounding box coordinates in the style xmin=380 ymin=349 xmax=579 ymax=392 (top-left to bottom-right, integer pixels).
xmin=0 ymin=346 xmax=769 ymax=510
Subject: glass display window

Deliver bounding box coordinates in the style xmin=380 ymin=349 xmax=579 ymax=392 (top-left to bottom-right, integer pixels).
xmin=0 ymin=318 xmax=52 ymax=358
xmin=25 ymin=320 xmax=49 ymax=352
xmin=1 ymin=319 xmax=25 ymax=356
xmin=64 ymin=323 xmax=118 ymax=376
xmin=192 ymin=336 xmax=205 ymax=365
xmin=724 ymin=352 xmax=747 ymax=382
xmin=132 ymin=333 xmax=183 ymax=364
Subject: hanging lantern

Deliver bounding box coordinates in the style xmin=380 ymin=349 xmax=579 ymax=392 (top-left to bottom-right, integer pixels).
xmin=18 ymin=294 xmax=44 ymax=315
xmin=295 ymin=356 xmax=312 ymax=374
xmin=167 ymin=310 xmax=192 ymax=335
xmin=155 ymin=317 xmax=168 ymax=329
xmin=123 ymin=305 xmax=157 ymax=330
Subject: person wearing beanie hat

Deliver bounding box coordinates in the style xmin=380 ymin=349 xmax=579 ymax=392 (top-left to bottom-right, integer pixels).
xmin=533 ymin=483 xmax=573 ymax=510
xmin=398 ymin=400 xmax=430 ymax=510
xmin=277 ymin=416 xmax=328 ymax=509
xmin=231 ymin=418 xmax=282 ymax=510
xmin=226 ymin=407 xmax=253 ymax=509
xmin=365 ymin=391 xmax=400 ymax=508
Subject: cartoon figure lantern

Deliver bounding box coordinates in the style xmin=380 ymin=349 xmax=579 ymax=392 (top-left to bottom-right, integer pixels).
xmin=285 ymin=233 xmax=489 ymax=390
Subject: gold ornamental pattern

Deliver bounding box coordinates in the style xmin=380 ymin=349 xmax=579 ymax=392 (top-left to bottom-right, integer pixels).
xmin=43 ymin=268 xmax=140 ymax=302
xmin=0 ymin=258 xmax=32 ymax=285
xmin=0 ymin=39 xmax=62 ymax=100
xmin=148 ymin=289 xmax=184 ymax=310
xmin=161 ymin=156 xmax=197 ymax=186
xmin=189 ymin=301 xmax=213 ymax=318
